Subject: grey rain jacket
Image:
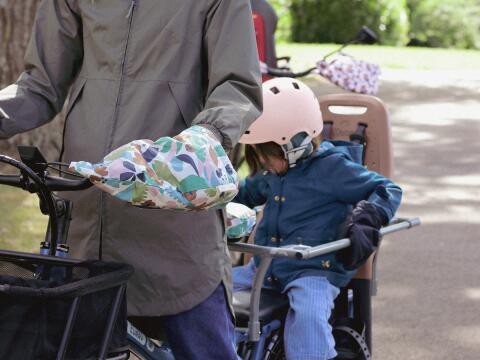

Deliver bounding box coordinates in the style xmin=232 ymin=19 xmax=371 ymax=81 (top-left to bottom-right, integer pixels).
xmin=0 ymin=0 xmax=262 ymax=316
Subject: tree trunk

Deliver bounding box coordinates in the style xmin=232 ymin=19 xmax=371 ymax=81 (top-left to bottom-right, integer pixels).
xmin=0 ymin=0 xmax=63 ymax=161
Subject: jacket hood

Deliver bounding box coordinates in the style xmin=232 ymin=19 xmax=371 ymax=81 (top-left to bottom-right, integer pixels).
xmin=308 ymin=140 xmax=364 ymax=166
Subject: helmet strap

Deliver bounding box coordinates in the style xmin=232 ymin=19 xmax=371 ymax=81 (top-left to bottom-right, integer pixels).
xmin=281 ymin=134 xmax=314 ymax=168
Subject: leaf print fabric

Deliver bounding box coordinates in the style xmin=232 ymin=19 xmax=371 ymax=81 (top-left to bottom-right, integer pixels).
xmin=225 ymin=202 xmax=256 ymax=239
xmin=317 ymin=53 xmax=380 ymax=95
xmin=70 ymin=126 xmax=239 ymax=210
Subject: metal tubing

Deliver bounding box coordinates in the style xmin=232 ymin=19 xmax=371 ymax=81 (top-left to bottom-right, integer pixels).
xmin=229 ymin=242 xmax=300 ymax=258
xmin=98 ymin=285 xmax=126 ymax=359
xmin=248 ymin=257 xmax=272 ymax=341
xmin=300 ymin=239 xmax=351 ymax=260
xmin=0 ymin=249 xmax=83 ymax=265
xmin=56 ymin=297 xmax=81 ymax=360
xmin=229 ymin=218 xmax=421 ymax=261
xmin=380 ymin=217 xmax=421 ymax=236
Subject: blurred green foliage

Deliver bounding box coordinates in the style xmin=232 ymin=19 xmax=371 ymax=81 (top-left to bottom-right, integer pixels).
xmin=271 ymin=0 xmax=479 ymax=49
xmin=269 ymin=0 xmax=292 ymax=42
xmin=0 ymin=187 xmax=48 ymax=253
xmin=289 ymin=0 xmax=410 ymax=46
xmin=407 ymin=0 xmax=480 ymax=49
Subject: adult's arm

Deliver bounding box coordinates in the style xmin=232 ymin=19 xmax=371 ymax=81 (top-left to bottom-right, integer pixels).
xmin=0 ymin=0 xmax=83 ymax=139
xmin=193 ymin=0 xmax=263 ymax=151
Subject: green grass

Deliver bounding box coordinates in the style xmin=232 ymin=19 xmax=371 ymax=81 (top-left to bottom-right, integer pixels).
xmin=0 ymin=186 xmax=48 ymax=252
xmin=276 ymin=43 xmax=480 ymax=71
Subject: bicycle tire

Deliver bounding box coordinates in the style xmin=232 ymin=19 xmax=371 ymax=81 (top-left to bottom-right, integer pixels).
xmin=263 ymin=331 xmax=285 ymax=360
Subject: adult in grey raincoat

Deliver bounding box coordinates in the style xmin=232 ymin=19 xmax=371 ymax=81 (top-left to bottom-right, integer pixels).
xmin=0 ymin=0 xmax=262 ymax=356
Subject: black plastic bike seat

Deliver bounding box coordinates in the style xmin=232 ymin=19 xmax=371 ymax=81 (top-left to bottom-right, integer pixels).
xmin=233 ymin=289 xmax=289 ymax=326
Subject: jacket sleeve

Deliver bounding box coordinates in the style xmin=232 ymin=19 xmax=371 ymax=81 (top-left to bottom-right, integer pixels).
xmin=329 ymin=155 xmax=402 ymax=222
xmin=193 ymin=0 xmax=263 ymax=151
xmin=234 ymin=174 xmax=267 ymax=209
xmin=0 ymin=0 xmax=83 ymax=139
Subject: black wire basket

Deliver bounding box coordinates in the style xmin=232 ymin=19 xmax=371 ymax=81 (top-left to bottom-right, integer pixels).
xmin=0 ymin=250 xmax=134 ymax=360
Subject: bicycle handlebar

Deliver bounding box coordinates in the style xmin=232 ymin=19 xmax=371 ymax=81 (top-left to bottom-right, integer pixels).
xmin=0 ymin=174 xmax=24 ymax=188
xmin=46 ymin=176 xmax=92 ymax=191
xmin=230 ymin=216 xmax=421 ymax=342
xmin=266 ymin=66 xmax=318 ymax=79
xmin=228 ymin=217 xmax=421 ymax=260
xmin=0 ymin=173 xmax=92 ymax=192
xmin=0 ymin=152 xmax=92 ymax=254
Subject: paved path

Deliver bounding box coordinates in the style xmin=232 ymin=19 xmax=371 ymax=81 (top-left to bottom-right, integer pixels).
xmin=308 ymin=69 xmax=480 ymax=360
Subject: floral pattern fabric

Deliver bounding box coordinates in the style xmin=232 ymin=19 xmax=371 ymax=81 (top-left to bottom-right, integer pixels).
xmin=226 ymin=202 xmax=257 ymax=239
xmin=70 ymin=126 xmax=239 ymax=211
xmin=317 ymin=53 xmax=380 ymax=95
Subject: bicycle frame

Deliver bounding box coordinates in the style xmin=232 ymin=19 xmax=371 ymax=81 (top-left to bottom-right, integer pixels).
xmin=0 ymin=147 xmax=420 ymax=360
xmin=125 ymin=322 xmax=174 ymax=360
xmin=229 ymin=217 xmax=420 ymax=360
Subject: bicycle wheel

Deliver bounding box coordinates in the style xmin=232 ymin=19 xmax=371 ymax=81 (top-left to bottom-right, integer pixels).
xmin=263 ymin=330 xmax=285 ymax=360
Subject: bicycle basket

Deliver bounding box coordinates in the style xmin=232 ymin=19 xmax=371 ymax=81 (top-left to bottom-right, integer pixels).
xmin=0 ymin=252 xmax=134 ymax=360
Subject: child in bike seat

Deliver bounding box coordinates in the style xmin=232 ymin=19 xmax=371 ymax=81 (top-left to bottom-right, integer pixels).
xmin=232 ymin=78 xmax=402 ymax=360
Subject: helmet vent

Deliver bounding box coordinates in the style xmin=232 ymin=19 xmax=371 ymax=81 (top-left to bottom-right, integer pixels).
xmin=270 ymin=87 xmax=280 ymax=94
xmin=292 ymin=82 xmax=300 ymax=89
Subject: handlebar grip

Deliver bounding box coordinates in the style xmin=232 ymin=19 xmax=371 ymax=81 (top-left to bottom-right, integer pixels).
xmin=44 ymin=177 xmax=92 ymax=191
xmin=0 ymin=174 xmax=92 ymax=192
xmin=407 ymin=217 xmax=421 ymax=227
xmin=0 ymin=175 xmax=23 ymax=189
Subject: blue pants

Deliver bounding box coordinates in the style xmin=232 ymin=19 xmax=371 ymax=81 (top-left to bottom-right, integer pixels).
xmin=233 ymin=261 xmax=340 ymax=360
xmin=131 ymin=283 xmax=238 ymax=360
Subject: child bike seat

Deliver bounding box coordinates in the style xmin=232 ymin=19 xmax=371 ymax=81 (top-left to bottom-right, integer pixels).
xmin=319 ymin=93 xmax=393 ymax=178
xmin=233 ymin=289 xmax=288 ymax=327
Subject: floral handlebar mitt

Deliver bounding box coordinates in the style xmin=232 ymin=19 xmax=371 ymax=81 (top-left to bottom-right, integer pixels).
xmin=317 ymin=53 xmax=380 ymax=95
xmin=69 ymin=126 xmax=239 ymax=210
xmin=226 ymin=202 xmax=257 ymax=239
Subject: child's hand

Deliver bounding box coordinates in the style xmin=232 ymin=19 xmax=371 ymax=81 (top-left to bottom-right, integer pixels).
xmin=226 ymin=202 xmax=256 ymax=240
xmin=337 ymin=201 xmax=384 ymax=270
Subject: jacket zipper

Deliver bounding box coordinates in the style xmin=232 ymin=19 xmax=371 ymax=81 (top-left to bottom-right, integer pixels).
xmin=99 ymin=0 xmax=137 ymax=260
xmin=107 ymin=0 xmax=137 ymax=152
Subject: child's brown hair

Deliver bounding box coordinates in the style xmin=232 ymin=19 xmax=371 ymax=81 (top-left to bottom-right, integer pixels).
xmin=245 ymin=136 xmax=321 ymax=176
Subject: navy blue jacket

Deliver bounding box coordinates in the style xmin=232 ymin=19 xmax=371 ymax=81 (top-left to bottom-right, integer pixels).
xmin=234 ymin=141 xmax=402 ymax=289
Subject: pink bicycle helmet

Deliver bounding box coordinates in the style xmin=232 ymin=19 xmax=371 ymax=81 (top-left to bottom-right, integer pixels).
xmin=239 ymin=77 xmax=323 ymax=145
